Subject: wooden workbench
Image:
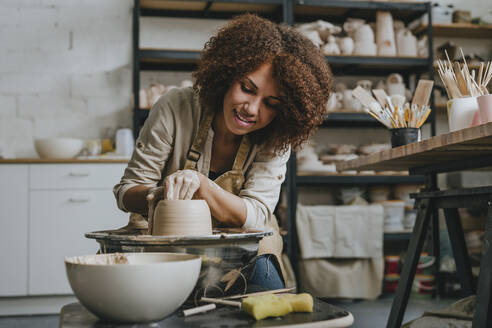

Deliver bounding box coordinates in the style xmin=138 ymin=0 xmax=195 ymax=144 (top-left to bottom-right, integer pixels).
xmin=336 ymin=122 xmax=492 ymax=328
xmin=337 ymin=122 xmax=492 ymax=173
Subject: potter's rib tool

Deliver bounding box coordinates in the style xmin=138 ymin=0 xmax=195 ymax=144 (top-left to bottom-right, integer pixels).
xmin=372 ymin=89 xmax=389 ymax=107
xmin=411 ymin=79 xmax=434 ymax=107
xmin=352 ymin=86 xmax=378 ymax=108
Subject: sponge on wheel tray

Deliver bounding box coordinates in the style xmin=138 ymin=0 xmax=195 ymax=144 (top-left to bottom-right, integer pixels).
xmin=242 ymin=293 xmax=314 ymax=320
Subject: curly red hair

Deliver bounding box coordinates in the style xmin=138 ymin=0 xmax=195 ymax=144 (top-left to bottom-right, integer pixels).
xmin=193 ymin=14 xmax=333 ymax=154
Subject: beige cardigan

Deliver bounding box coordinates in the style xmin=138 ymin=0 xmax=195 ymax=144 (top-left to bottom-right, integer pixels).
xmin=113 ymin=87 xmax=290 ymax=230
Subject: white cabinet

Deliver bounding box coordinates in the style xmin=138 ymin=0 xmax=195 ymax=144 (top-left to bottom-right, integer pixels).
xmin=0 ymin=163 xmax=128 ymax=296
xmin=0 ymin=165 xmax=28 ymax=296
xmin=29 ymin=189 xmax=127 ymax=295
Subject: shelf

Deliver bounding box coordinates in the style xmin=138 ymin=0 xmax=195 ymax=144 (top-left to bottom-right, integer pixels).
xmin=140 ymin=0 xmax=283 ymax=20
xmin=384 ymin=230 xmax=412 ymax=242
xmin=322 ymin=112 xmax=383 ymax=127
xmin=294 ymin=0 xmax=427 ymax=24
xmin=414 ymin=23 xmax=492 ymax=38
xmin=138 ymin=49 xmax=431 ymax=73
xmin=139 ymin=49 xmax=200 ymax=71
xmin=326 ymin=56 xmax=431 ymax=75
xmin=296 ymin=174 xmax=425 ymax=185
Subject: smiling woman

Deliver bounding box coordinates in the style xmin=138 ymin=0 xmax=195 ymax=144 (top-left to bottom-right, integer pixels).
xmin=113 ymin=13 xmax=333 ymax=291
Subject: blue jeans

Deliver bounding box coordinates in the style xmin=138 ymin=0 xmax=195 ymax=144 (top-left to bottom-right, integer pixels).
xmin=248 ymin=254 xmax=285 ymax=290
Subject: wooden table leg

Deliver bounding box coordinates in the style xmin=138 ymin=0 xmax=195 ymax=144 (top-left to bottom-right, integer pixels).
xmin=444 ymin=208 xmax=475 ymax=297
xmin=386 ymin=198 xmax=433 ymax=328
xmin=472 ymin=198 xmax=492 ymax=327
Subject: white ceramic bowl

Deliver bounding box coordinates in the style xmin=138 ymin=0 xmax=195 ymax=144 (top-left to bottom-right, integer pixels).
xmin=65 ymin=253 xmax=201 ymax=323
xmin=34 ymin=138 xmax=84 ymax=159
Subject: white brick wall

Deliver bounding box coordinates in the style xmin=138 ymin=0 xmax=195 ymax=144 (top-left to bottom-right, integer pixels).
xmin=0 ymin=0 xmax=490 ymax=158
xmin=0 ymin=0 xmax=133 ymax=158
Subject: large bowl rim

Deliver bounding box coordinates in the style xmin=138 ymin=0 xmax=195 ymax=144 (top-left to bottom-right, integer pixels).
xmin=64 ymin=252 xmax=201 ymax=267
xmin=35 ymin=137 xmax=83 ymax=143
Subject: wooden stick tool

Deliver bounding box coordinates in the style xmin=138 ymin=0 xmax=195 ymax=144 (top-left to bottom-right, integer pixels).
xmin=411 ymin=79 xmax=434 ymax=107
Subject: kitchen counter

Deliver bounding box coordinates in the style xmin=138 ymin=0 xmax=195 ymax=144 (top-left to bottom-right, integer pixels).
xmin=0 ymin=157 xmax=129 ymax=164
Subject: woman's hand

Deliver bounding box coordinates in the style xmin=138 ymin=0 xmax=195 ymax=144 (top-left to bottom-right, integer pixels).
xmin=163 ymin=169 xmax=201 ymax=200
xmin=145 ymin=170 xmax=201 ymax=234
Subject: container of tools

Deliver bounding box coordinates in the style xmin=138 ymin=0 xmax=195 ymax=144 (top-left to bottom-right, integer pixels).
xmin=436 ymin=48 xmax=491 ymax=131
xmin=352 ymin=79 xmax=433 ymax=147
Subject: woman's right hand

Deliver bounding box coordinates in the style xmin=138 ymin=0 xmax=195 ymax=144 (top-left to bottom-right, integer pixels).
xmin=146 ymin=170 xmax=201 ymax=234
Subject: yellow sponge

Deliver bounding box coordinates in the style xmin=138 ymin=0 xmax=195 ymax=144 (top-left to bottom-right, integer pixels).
xmin=242 ymin=294 xmax=292 ymax=320
xmin=242 ymin=293 xmax=314 ymax=320
xmin=280 ymin=293 xmax=314 ymax=312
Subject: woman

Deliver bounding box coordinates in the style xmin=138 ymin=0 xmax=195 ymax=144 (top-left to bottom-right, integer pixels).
xmin=114 ymin=14 xmax=332 ymax=290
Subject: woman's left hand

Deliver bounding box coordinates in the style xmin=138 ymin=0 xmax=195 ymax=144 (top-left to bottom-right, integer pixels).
xmin=163 ymin=169 xmax=201 ymax=200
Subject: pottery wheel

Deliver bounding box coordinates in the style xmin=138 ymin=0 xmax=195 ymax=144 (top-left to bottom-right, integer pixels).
xmin=85 ymin=228 xmax=273 ymax=247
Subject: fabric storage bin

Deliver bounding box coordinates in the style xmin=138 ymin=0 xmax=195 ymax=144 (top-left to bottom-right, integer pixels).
xmin=299 ymin=257 xmax=384 ymax=299
xmin=296 ymin=204 xmax=384 ymax=259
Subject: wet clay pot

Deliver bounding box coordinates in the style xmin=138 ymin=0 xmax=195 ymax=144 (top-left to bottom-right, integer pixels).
xmin=152 ymin=200 xmax=212 ymax=236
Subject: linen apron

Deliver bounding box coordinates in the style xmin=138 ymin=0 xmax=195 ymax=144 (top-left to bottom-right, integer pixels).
xmin=182 ymin=107 xmax=286 ymax=282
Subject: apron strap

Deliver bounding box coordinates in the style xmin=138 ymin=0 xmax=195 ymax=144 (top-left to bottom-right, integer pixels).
xmin=184 ymin=106 xmax=215 ymax=170
xmin=231 ymin=135 xmax=251 ymax=172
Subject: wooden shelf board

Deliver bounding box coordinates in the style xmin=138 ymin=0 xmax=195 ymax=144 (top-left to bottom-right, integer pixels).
xmin=414 ymin=23 xmax=492 ymax=38
xmin=140 ymin=0 xmax=281 ymax=13
xmin=137 ymin=49 xmax=430 ymax=73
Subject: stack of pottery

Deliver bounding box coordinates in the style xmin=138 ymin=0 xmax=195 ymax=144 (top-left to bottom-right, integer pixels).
xmin=326 ymin=92 xmax=343 ymax=112
xmin=295 ymin=20 xmax=341 ymax=51
xmin=396 ymin=29 xmax=418 ymax=57
xmin=343 ymin=90 xmax=362 ymax=112
xmin=386 ymin=73 xmax=406 ymax=97
xmin=376 ymin=11 xmax=396 ymax=56
xmin=151 ymin=200 xmax=213 ymax=236
xmin=354 ymin=24 xmax=377 ymax=56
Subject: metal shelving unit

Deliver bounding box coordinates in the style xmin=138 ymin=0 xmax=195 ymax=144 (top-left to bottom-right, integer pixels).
xmin=285 ymin=0 xmax=434 ymax=284
xmin=131 ymin=0 xmax=434 ymax=281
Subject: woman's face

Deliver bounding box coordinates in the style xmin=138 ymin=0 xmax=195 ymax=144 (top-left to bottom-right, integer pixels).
xmin=222 ymin=62 xmax=281 ymax=136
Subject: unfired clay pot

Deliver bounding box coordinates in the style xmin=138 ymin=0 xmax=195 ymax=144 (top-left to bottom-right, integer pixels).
xmin=396 ymin=29 xmax=417 ymax=57
xmin=152 ymin=200 xmax=212 ymax=236
xmin=376 ymin=11 xmax=396 ymax=56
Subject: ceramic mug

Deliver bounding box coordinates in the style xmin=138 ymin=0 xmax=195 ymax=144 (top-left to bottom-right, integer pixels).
xmin=447 ymin=97 xmax=479 ymax=132
xmin=326 ymin=92 xmax=343 ymax=111
xmin=342 ymin=89 xmax=362 ymax=111
xmin=387 ymin=82 xmax=406 ymax=97
xmin=477 ymin=94 xmax=492 ymax=124
xmin=338 ymin=37 xmax=354 ymax=55
xmin=356 ymin=80 xmax=373 ymax=91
